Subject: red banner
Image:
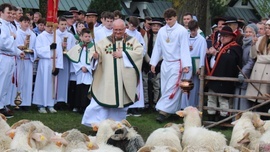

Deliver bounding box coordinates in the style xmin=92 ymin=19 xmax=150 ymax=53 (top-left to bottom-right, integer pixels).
xmin=46 ymin=0 xmax=60 ymax=24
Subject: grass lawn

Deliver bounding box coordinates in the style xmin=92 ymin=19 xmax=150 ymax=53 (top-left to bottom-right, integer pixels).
xmin=6 ymin=106 xmax=233 ymax=142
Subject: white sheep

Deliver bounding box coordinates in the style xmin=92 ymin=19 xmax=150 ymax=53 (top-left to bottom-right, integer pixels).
xmin=107 ymin=123 xmax=145 ymax=152
xmin=176 ymin=106 xmax=227 ymax=152
xmin=138 ymin=123 xmax=183 ymax=152
xmin=230 ymin=112 xmax=265 ymax=150
xmin=138 ymin=146 xmax=179 ymax=152
xmin=50 ymin=128 xmax=93 ymax=152
xmin=0 ymin=114 xmax=12 ymax=151
xmin=9 ymin=120 xmax=59 ymax=152
xmin=94 ymin=119 xmax=122 ymax=145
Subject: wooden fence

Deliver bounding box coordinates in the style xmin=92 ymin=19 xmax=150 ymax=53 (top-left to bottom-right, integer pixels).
xmin=198 ymin=66 xmax=270 ymax=128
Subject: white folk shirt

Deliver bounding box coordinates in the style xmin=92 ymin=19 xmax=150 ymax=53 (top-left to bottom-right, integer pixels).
xmin=94 ymin=26 xmax=112 ymax=42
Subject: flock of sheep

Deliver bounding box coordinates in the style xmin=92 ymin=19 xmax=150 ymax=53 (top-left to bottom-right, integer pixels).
xmin=0 ymin=106 xmax=270 ymax=152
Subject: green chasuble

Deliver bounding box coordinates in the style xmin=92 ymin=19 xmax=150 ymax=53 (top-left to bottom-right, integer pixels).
xmin=88 ymin=36 xmax=143 ymax=108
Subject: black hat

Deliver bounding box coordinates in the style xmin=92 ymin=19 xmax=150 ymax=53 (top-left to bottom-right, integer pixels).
xmin=69 ymin=7 xmax=79 ymax=13
xmin=79 ymin=10 xmax=86 ymax=15
xmin=126 ymin=14 xmax=145 ymax=22
xmin=222 ymin=16 xmax=244 ymax=27
xmin=219 ymin=26 xmax=236 ymax=37
xmin=63 ymin=11 xmax=74 ymax=19
xmin=86 ymin=10 xmax=98 ymax=16
xmin=149 ymin=17 xmax=164 ymax=26
xmin=213 ymin=16 xmax=227 ymax=24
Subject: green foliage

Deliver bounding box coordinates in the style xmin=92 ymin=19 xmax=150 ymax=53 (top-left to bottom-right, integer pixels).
xmin=256 ymin=0 xmax=270 ymax=18
xmin=209 ymin=0 xmax=228 ymax=18
xmin=39 ymin=0 xmax=47 ymax=18
xmin=88 ymin=0 xmax=122 ymax=16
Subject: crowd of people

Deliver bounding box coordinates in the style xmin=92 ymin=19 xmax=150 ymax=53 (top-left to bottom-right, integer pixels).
xmin=0 ymin=2 xmax=270 ymax=126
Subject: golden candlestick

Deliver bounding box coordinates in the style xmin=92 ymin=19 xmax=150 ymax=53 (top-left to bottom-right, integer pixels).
xmin=14 ymin=92 xmax=22 ymax=109
xmin=63 ymin=37 xmax=68 ymax=54
xmin=23 ymin=35 xmax=33 ymax=53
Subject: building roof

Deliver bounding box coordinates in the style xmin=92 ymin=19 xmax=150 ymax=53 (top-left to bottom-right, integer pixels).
xmin=249 ymin=0 xmax=270 ymax=18
xmin=0 ymin=0 xmax=91 ymax=11
xmin=225 ymin=7 xmax=259 ymax=23
xmin=139 ymin=0 xmax=172 ymax=17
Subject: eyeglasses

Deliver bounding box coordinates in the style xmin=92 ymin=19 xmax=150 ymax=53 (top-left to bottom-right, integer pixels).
xmin=113 ymin=28 xmax=125 ymax=32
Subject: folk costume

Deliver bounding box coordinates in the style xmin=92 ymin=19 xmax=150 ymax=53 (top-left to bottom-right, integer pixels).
xmin=0 ymin=18 xmax=23 ymax=110
xmin=67 ymin=42 xmax=93 ymax=113
xmin=206 ymin=26 xmax=242 ymax=117
xmin=181 ymin=33 xmax=207 ymax=108
xmin=82 ymin=35 xmax=143 ymax=127
xmin=32 ymin=31 xmax=63 ymax=108
xmin=149 ymin=22 xmax=192 ymax=114
xmin=56 ymin=29 xmax=76 ymax=103
xmin=14 ymin=28 xmax=36 ymax=107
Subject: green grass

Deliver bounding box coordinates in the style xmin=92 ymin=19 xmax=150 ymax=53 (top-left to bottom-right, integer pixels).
xmin=6 ymin=106 xmax=232 ymax=142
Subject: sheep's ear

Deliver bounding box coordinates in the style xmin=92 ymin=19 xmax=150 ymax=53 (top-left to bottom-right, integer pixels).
xmin=6 ymin=129 xmax=16 ymax=139
xmin=0 ymin=113 xmax=7 ymax=121
xmin=240 ymin=146 xmax=252 ymax=152
xmin=199 ymin=111 xmax=203 ymax=118
xmin=231 ymin=120 xmax=238 ymax=125
xmin=32 ymin=133 xmax=47 ymax=142
xmin=235 ymin=112 xmax=243 ymax=120
xmin=121 ymin=119 xmax=132 ymax=128
xmin=137 ymin=146 xmax=151 ymax=152
xmin=91 ymin=124 xmax=99 ymax=132
xmin=167 ymin=146 xmax=179 ymax=152
xmin=237 ymin=132 xmax=250 ymax=144
xmin=83 ymin=133 xmax=90 ymax=142
xmin=87 ymin=141 xmax=99 ymax=150
xmin=164 ymin=123 xmax=173 ymax=128
xmin=51 ymin=135 xmax=68 ymax=146
xmin=176 ymin=111 xmax=186 ymax=117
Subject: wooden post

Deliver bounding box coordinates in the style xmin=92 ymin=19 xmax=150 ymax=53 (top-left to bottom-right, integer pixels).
xmin=199 ymin=66 xmax=205 ymax=113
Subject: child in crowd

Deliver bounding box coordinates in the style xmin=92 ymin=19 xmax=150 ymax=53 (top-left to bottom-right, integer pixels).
xmin=67 ymin=28 xmax=93 ymax=114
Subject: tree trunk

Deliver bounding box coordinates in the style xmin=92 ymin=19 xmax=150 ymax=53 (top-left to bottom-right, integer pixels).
xmin=172 ymin=0 xmax=209 ymax=35
xmin=39 ymin=0 xmax=47 ymax=18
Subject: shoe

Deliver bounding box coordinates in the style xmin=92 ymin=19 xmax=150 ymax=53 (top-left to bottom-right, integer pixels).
xmin=132 ymin=109 xmax=141 ymax=117
xmin=72 ymin=108 xmax=78 ymax=112
xmin=38 ymin=108 xmax=47 ymax=113
xmin=0 ymin=108 xmax=14 ymax=118
xmin=126 ymin=109 xmax=133 ymax=116
xmin=156 ymin=114 xmax=168 ymax=123
xmin=48 ymin=107 xmax=57 ymax=113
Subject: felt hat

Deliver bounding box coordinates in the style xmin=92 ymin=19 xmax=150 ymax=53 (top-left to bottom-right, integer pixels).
xmin=78 ymin=10 xmax=86 ymax=15
xmin=220 ymin=26 xmax=236 ymax=37
xmin=63 ymin=11 xmax=74 ymax=19
xmin=69 ymin=7 xmax=79 ymax=13
xmin=86 ymin=10 xmax=98 ymax=16
xmin=149 ymin=17 xmax=164 ymax=26
xmin=213 ymin=16 xmax=227 ymax=24
xmin=222 ymin=16 xmax=244 ymax=27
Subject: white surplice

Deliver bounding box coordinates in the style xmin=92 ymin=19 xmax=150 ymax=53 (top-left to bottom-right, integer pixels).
xmin=0 ymin=19 xmax=22 ymax=108
xmin=10 ymin=28 xmax=37 ymax=106
xmin=56 ymin=29 xmax=76 ymax=102
xmin=94 ymin=26 xmax=112 ymax=42
xmin=150 ymin=22 xmax=192 ymax=114
xmin=181 ymin=34 xmax=207 ymax=109
xmin=32 ymin=31 xmax=63 ymax=107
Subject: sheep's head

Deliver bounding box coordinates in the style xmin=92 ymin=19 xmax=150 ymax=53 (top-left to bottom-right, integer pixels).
xmin=176 ymin=106 xmax=202 ymax=118
xmin=109 ymin=127 xmax=128 ymax=141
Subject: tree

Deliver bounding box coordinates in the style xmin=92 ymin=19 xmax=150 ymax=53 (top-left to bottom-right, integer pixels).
xmin=209 ymin=0 xmax=228 ymax=20
xmin=256 ymin=0 xmax=270 ymax=18
xmin=39 ymin=0 xmax=47 ymax=18
xmin=88 ymin=0 xmax=122 ymax=16
xmin=171 ymin=0 xmax=208 ymax=34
